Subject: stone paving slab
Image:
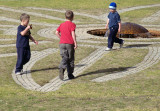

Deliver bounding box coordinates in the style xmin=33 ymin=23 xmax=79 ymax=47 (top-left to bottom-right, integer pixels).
xmin=141 ymin=10 xmax=160 ymax=23
xmin=26 ymin=7 xmax=101 ymax=21
xmin=0 ymin=16 xmax=59 ymax=27
xmin=11 ymin=45 xmax=109 ymax=92
xmin=0 ymin=53 xmax=17 ymax=58
xmin=0 ymin=41 xmax=52 ymax=48
xmin=0 ymin=24 xmax=16 ymax=27
xmin=37 ymin=27 xmax=57 ymax=39
xmin=37 ymin=26 xmax=106 ymax=40
xmin=0 ymin=7 xmax=80 ymax=23
xmin=78 ymin=40 xmax=160 ymax=45
xmin=0 ymin=7 xmax=65 ymax=21
xmin=0 ymin=39 xmax=15 ymax=41
xmin=3 ymin=27 xmax=17 ymax=35
xmin=11 ymin=48 xmax=58 ymax=90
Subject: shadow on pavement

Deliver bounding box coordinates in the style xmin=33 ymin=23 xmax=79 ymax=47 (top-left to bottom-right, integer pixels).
xmin=75 ymin=67 xmax=132 ymax=79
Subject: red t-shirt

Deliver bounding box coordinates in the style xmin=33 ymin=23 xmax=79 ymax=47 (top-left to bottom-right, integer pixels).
xmin=57 ymin=21 xmax=76 ymax=44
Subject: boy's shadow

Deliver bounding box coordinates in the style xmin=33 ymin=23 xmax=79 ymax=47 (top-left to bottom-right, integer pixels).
xmin=125 ymin=44 xmax=152 ymax=48
xmin=30 ymin=65 xmax=86 ymax=74
xmin=75 ymin=67 xmax=132 ymax=79
xmin=31 ymin=67 xmax=59 ymax=74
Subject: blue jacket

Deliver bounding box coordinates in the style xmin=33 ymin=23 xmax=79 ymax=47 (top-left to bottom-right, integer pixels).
xmin=16 ymin=25 xmax=31 ymax=48
xmin=108 ymin=11 xmax=121 ymax=28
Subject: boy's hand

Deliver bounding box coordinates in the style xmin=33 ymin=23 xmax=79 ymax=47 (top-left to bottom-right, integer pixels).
xmin=26 ymin=25 xmax=32 ymax=30
xmin=105 ymin=25 xmax=108 ymax=29
xmin=30 ymin=24 xmax=32 ymax=29
xmin=118 ymin=28 xmax=121 ymax=33
xmin=34 ymin=40 xmax=38 ymax=45
xmin=74 ymin=44 xmax=77 ymax=49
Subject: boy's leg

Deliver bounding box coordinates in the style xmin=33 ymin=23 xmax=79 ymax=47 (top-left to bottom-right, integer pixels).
xmin=59 ymin=44 xmax=69 ymax=80
xmin=114 ymin=33 xmax=123 ymax=44
xmin=110 ymin=27 xmax=123 ymax=45
xmin=66 ymin=44 xmax=75 ymax=79
xmin=23 ymin=47 xmax=31 ymax=65
xmin=60 ymin=44 xmax=69 ymax=69
xmin=114 ymin=37 xmax=124 ymax=48
xmin=67 ymin=62 xmax=74 ymax=79
xmin=114 ymin=37 xmax=123 ymax=44
xmin=15 ymin=48 xmax=24 ymax=73
xmin=109 ymin=27 xmax=123 ymax=48
xmin=108 ymin=28 xmax=115 ymax=49
xmin=113 ymin=29 xmax=124 ymax=48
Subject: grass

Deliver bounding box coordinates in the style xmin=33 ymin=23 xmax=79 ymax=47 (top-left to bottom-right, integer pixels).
xmin=0 ymin=0 xmax=160 ymax=110
xmin=0 ymin=0 xmax=160 ymax=10
xmin=31 ymin=47 xmax=96 ymax=86
xmin=0 ymin=40 xmax=15 ymax=45
xmin=3 ymin=48 xmax=160 ymax=110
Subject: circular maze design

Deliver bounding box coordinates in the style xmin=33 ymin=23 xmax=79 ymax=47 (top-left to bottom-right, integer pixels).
xmin=0 ymin=5 xmax=160 ymax=92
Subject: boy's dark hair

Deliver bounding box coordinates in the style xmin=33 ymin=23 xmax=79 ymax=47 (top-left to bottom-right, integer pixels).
xmin=20 ymin=13 xmax=30 ymax=21
xmin=65 ymin=10 xmax=74 ymax=20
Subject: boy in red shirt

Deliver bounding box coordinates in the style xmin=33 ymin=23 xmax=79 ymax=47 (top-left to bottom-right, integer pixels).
xmin=56 ymin=10 xmax=77 ymax=80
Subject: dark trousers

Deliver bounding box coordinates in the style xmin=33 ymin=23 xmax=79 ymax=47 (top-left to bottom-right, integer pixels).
xmin=108 ymin=27 xmax=123 ymax=48
xmin=15 ymin=47 xmax=31 ymax=73
xmin=59 ymin=44 xmax=75 ymax=75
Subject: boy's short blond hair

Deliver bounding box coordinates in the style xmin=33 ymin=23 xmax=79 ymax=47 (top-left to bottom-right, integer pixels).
xmin=20 ymin=13 xmax=30 ymax=21
xmin=65 ymin=10 xmax=74 ymax=20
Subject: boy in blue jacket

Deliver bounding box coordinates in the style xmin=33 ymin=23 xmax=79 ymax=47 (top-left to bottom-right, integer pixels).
xmin=105 ymin=2 xmax=124 ymax=51
xmin=15 ymin=13 xmax=38 ymax=75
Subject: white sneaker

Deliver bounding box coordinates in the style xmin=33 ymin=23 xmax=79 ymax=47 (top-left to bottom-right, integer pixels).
xmin=105 ymin=47 xmax=112 ymax=51
xmin=120 ymin=40 xmax=124 ymax=48
xmin=15 ymin=72 xmax=21 ymax=75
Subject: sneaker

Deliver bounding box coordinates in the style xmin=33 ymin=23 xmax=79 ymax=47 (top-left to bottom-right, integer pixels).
xmin=120 ymin=40 xmax=124 ymax=48
xmin=105 ymin=47 xmax=112 ymax=51
xmin=59 ymin=68 xmax=65 ymax=80
xmin=15 ymin=72 xmax=21 ymax=75
xmin=68 ymin=74 xmax=75 ymax=79
xmin=21 ymin=69 xmax=24 ymax=74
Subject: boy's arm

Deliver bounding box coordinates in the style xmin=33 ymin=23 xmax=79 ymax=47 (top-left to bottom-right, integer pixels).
xmin=29 ymin=35 xmax=38 ymax=45
xmin=118 ymin=22 xmax=121 ymax=33
xmin=117 ymin=13 xmax=121 ymax=33
xmin=105 ymin=19 xmax=109 ymax=29
xmin=20 ymin=25 xmax=31 ymax=36
xmin=71 ymin=31 xmax=77 ymax=49
xmin=55 ymin=31 xmax=61 ymax=38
